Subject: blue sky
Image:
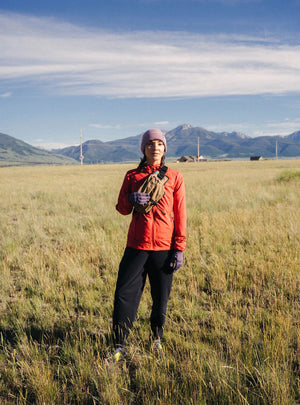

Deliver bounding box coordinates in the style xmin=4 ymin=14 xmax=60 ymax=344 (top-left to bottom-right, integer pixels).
xmin=1 ymin=0 xmax=300 ymax=149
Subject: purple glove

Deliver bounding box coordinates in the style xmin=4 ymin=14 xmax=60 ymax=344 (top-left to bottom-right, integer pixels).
xmin=129 ymin=192 xmax=150 ymax=206
xmin=169 ymin=250 xmax=183 ymax=272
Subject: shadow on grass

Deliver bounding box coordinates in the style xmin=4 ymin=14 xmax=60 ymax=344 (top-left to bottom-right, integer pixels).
xmin=0 ymin=322 xmax=113 ymax=352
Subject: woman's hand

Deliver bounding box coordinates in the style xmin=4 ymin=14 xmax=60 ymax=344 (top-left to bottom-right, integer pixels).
xmin=169 ymin=250 xmax=183 ymax=272
xmin=129 ymin=192 xmax=150 ymax=205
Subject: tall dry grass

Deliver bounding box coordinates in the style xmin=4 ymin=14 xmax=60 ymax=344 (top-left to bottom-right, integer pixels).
xmin=0 ymin=160 xmax=299 ymax=404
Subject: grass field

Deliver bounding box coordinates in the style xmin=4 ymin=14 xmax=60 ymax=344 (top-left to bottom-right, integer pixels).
xmin=0 ymin=159 xmax=299 ymax=404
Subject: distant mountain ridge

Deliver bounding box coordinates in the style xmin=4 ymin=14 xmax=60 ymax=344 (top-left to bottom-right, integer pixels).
xmin=0 ymin=132 xmax=77 ymax=166
xmin=53 ymin=124 xmax=300 ymax=163
xmin=53 ymin=139 xmax=138 ymax=164
xmin=1 ymin=125 xmax=300 ymax=166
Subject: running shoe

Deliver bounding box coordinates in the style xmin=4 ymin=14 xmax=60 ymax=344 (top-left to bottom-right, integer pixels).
xmin=113 ymin=347 xmax=126 ymax=362
xmin=106 ymin=346 xmax=127 ymax=364
xmin=153 ymin=338 xmax=164 ymax=357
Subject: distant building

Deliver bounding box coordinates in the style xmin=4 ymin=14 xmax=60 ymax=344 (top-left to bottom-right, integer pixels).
xmin=250 ymin=156 xmax=263 ymax=161
xmin=177 ymin=155 xmax=207 ymax=162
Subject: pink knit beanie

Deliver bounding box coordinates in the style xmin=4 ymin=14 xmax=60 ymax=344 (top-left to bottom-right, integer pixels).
xmin=140 ymin=129 xmax=167 ymax=154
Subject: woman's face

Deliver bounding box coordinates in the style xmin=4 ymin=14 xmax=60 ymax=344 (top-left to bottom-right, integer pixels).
xmin=144 ymin=139 xmax=165 ymax=165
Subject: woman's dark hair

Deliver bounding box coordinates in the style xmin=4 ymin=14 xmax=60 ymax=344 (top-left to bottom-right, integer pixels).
xmin=138 ymin=154 xmax=165 ymax=171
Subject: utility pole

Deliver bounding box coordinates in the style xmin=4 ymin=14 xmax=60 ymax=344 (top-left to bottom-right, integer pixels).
xmin=80 ymin=128 xmax=84 ymax=166
xmin=275 ymin=139 xmax=278 ymax=160
xmin=197 ymin=136 xmax=200 ymax=161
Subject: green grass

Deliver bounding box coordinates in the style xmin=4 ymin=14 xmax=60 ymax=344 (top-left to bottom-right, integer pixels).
xmin=0 ymin=160 xmax=299 ymax=404
xmin=276 ymin=169 xmax=300 ymax=182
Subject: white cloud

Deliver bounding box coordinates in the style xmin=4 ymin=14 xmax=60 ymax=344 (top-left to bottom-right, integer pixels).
xmin=155 ymin=121 xmax=170 ymax=126
xmin=88 ymin=121 xmax=172 ymax=130
xmin=203 ymin=118 xmax=300 ymax=137
xmin=1 ymin=12 xmax=300 ymax=99
xmin=0 ymin=92 xmax=12 ymax=98
xmin=33 ymin=141 xmax=78 ymax=150
xmin=89 ymin=124 xmax=121 ymax=129
xmin=257 ymin=118 xmax=300 ymax=136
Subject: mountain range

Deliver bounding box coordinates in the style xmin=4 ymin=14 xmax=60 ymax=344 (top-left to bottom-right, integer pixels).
xmin=0 ymin=132 xmax=77 ymax=166
xmin=53 ymin=124 xmax=300 ymax=163
xmin=1 ymin=124 xmax=300 ymax=166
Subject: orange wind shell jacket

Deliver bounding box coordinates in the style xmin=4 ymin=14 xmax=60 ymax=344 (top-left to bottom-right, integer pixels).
xmin=116 ymin=164 xmax=186 ymax=251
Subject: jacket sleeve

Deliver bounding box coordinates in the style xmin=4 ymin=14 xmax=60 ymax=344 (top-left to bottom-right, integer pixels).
xmin=116 ymin=172 xmax=133 ymax=215
xmin=173 ymin=172 xmax=186 ymax=251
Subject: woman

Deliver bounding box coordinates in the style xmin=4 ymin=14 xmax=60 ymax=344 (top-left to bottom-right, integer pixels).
xmin=112 ymin=128 xmax=186 ymax=361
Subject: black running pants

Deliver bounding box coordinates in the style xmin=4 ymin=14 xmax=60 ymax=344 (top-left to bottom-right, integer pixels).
xmin=113 ymin=247 xmax=173 ymax=346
